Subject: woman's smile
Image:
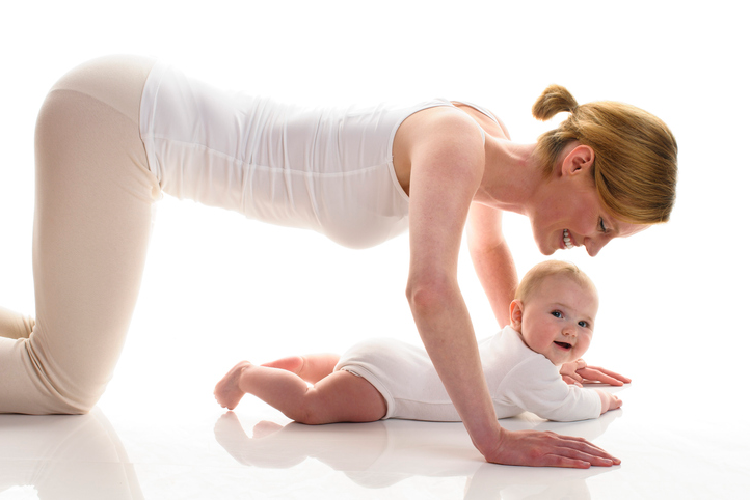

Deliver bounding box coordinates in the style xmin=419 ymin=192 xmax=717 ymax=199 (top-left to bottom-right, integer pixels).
xmin=563 ymin=229 xmax=574 ymax=250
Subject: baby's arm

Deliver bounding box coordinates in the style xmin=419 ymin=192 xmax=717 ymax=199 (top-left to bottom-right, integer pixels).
xmin=595 ymin=389 xmax=622 ymax=415
xmin=501 ymin=358 xmax=604 ymax=421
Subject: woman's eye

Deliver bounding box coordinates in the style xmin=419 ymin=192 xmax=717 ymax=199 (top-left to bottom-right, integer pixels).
xmin=598 ymin=218 xmax=608 ymax=232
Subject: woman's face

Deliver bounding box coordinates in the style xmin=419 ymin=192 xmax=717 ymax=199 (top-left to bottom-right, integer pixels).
xmin=529 ymin=168 xmax=647 ymax=257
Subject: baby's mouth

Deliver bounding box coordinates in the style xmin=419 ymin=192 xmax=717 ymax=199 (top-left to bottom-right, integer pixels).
xmin=554 ymin=341 xmax=572 ymax=350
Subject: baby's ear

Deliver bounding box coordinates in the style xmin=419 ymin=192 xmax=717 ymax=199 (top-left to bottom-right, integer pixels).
xmin=509 ymin=300 xmax=524 ymax=329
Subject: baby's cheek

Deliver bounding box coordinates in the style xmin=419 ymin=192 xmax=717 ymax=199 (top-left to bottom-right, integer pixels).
xmin=576 ymin=339 xmax=592 ymax=357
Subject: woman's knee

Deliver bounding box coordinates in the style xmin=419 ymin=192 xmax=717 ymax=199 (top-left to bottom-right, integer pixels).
xmin=1 ymin=338 xmax=101 ymax=415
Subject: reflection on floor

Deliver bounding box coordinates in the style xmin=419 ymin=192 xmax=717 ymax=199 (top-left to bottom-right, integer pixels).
xmin=213 ymin=410 xmax=614 ymax=498
xmin=0 ymin=410 xmax=142 ymax=500
xmin=1 ymin=384 xmax=749 ymax=499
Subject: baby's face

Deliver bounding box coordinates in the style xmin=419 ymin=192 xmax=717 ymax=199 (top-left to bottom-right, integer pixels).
xmin=513 ymin=275 xmax=599 ymax=366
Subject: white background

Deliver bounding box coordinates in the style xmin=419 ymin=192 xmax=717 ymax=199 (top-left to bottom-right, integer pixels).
xmin=1 ymin=0 xmax=747 ymax=427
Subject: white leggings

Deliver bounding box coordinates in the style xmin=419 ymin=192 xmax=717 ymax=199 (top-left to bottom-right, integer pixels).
xmin=0 ymin=55 xmax=160 ymax=414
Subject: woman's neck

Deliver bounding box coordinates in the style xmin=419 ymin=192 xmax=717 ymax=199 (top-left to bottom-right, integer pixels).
xmin=476 ymin=139 xmax=544 ymax=216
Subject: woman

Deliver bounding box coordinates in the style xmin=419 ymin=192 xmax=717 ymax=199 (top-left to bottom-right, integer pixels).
xmin=0 ymin=55 xmax=677 ymax=468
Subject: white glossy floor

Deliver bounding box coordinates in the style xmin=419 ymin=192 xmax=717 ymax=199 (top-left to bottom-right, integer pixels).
xmin=2 ymin=366 xmax=749 ymax=499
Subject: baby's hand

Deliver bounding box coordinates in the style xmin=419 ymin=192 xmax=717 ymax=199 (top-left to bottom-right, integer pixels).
xmin=560 ymin=359 xmax=587 ymax=386
xmin=595 ymin=389 xmax=622 ymax=415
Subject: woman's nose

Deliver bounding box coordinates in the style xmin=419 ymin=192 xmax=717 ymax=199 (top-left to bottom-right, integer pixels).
xmin=585 ymin=241 xmax=601 ymax=256
xmin=585 ymin=234 xmax=612 ymax=257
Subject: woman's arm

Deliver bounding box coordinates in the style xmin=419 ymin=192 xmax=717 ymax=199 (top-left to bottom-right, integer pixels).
xmin=403 ymin=109 xmax=619 ymax=467
xmin=467 ymin=202 xmax=518 ymax=327
xmin=405 ymin=108 xmax=503 ymax=457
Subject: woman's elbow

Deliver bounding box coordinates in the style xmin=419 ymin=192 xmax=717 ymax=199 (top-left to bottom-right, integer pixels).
xmin=405 ymin=277 xmax=455 ymax=317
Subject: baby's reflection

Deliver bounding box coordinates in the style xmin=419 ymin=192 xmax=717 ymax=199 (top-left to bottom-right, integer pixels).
xmin=215 ymin=409 xmax=621 ymax=499
xmin=0 ymin=408 xmax=142 ymax=500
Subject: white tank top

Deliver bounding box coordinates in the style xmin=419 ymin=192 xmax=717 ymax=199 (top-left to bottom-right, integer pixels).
xmin=139 ymin=62 xmax=498 ymax=249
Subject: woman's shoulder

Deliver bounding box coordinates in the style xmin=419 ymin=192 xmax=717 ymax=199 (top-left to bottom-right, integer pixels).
xmin=399 ymin=100 xmax=509 ymax=146
xmin=450 ymin=101 xmax=510 ymax=140
xmin=392 ymin=102 xmax=488 ymax=196
xmin=398 ymin=104 xmax=487 ymax=151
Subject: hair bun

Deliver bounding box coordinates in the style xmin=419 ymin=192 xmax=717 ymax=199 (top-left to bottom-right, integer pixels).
xmin=532 ymin=84 xmax=579 ymax=121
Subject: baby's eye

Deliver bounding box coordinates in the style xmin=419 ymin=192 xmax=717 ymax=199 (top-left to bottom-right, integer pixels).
xmin=551 ymin=311 xmax=562 ymax=318
xmin=578 ymin=321 xmax=589 ymax=328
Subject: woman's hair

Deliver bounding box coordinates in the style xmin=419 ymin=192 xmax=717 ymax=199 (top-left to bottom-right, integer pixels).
xmin=532 ymin=85 xmax=678 ymax=224
xmin=514 ymin=260 xmax=596 ymax=303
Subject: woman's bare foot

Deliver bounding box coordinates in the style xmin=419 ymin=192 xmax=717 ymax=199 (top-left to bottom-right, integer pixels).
xmin=215 ymin=361 xmax=252 ymax=410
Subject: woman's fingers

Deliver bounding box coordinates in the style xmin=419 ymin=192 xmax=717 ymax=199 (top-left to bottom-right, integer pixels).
xmin=555 ymin=433 xmax=619 ymax=462
xmin=558 ymin=439 xmax=620 ymax=467
xmin=561 ymin=375 xmax=583 ymax=387
xmin=589 ymin=365 xmax=631 ymax=381
xmin=578 ymin=366 xmax=631 ymax=386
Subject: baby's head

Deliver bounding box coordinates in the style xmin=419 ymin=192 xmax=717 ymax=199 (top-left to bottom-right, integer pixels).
xmin=510 ymin=260 xmax=599 ymax=366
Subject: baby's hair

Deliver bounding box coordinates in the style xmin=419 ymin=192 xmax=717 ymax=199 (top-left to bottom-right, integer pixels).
xmin=531 ymin=84 xmax=677 ymax=225
xmin=514 ymin=260 xmax=597 ymax=303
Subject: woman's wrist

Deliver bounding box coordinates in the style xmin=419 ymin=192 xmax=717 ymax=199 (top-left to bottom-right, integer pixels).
xmin=465 ymin=415 xmax=505 ymax=456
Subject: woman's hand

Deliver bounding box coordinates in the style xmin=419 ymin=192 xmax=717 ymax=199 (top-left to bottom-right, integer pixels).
xmin=560 ymin=359 xmax=631 ymax=387
xmin=480 ymin=427 xmax=620 ymax=468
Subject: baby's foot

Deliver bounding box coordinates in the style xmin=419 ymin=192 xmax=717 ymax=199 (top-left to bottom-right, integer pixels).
xmin=214 ymin=361 xmax=252 ymax=410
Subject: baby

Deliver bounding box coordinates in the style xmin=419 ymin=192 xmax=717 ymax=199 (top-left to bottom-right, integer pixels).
xmin=215 ymin=260 xmax=626 ymax=423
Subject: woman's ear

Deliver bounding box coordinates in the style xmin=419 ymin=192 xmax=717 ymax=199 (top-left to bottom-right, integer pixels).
xmin=562 ymin=144 xmax=595 ymax=176
xmin=510 ymin=300 xmax=524 ymax=330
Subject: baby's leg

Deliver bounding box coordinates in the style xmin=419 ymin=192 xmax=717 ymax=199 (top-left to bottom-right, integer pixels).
xmin=262 ymin=353 xmax=341 ymax=384
xmin=214 ymin=362 xmax=386 ymax=424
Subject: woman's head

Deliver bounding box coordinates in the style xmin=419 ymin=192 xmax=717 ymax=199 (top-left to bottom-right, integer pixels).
xmin=532 ymin=85 xmax=678 ymax=225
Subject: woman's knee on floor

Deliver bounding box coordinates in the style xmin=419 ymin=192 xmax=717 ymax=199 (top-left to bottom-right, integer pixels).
xmin=1 ymin=337 xmax=104 ymax=415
